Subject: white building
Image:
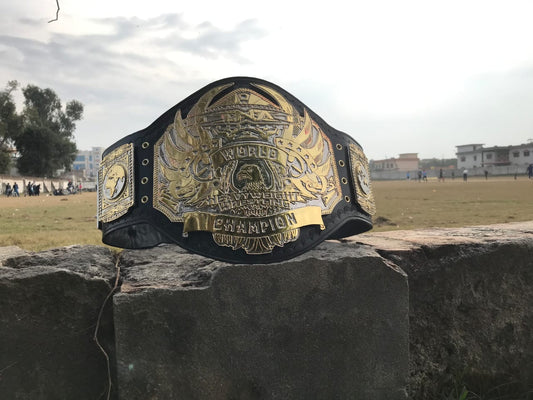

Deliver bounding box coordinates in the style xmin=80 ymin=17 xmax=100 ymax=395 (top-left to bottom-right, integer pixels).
xmin=456 ymin=144 xmax=484 ymax=170
xmin=456 ymin=143 xmax=533 ymax=170
xmin=72 ymin=147 xmax=104 ymax=178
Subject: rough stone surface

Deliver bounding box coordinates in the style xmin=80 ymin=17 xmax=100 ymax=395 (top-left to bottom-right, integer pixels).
xmin=0 ymin=245 xmax=118 ymax=400
xmin=118 ymin=244 xmax=224 ymax=292
xmin=354 ymin=221 xmax=533 ymax=399
xmin=114 ymin=242 xmax=409 ymax=400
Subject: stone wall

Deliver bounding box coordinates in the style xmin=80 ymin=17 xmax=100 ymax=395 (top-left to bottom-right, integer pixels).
xmin=1 ymin=221 xmax=532 ymax=399
xmin=356 ymin=221 xmax=533 ymax=398
xmin=0 ymin=246 xmax=118 ymax=399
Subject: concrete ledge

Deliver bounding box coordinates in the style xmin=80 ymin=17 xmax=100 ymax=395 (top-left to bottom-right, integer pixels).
xmin=114 ymin=243 xmax=409 ymax=400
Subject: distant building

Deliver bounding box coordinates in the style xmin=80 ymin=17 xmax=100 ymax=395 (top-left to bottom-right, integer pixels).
xmin=370 ymin=153 xmax=419 ymax=172
xmin=456 ymin=143 xmax=533 ymax=170
xmin=72 ymin=147 xmax=104 ymax=178
xmin=455 ymin=144 xmax=484 ymax=170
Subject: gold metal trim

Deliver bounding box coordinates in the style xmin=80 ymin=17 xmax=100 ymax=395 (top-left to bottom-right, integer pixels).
xmin=141 ymin=177 xmax=149 ymax=184
xmin=98 ymin=143 xmax=135 ymax=223
xmin=348 ymin=143 xmax=376 ymax=215
xmin=142 ymin=142 xmax=149 ymax=149
xmin=153 ymin=83 xmax=342 ymax=254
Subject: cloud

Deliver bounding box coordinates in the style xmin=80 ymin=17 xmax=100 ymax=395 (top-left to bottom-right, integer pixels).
xmin=0 ymin=13 xmax=269 ymax=144
xmin=91 ymin=14 xmax=266 ymax=61
xmin=172 ymin=19 xmax=266 ymax=60
xmin=0 ymin=13 xmax=268 ymax=94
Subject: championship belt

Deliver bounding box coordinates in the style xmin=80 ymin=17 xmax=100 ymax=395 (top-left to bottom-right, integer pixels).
xmin=98 ymin=77 xmax=375 ymax=264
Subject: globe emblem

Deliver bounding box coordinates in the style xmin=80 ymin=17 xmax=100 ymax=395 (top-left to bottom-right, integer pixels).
xmin=103 ymin=164 xmax=127 ymax=200
xmin=357 ymin=163 xmax=371 ymax=195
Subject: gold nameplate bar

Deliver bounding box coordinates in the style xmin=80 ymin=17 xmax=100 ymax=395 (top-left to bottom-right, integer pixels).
xmin=183 ymin=206 xmax=324 ymax=236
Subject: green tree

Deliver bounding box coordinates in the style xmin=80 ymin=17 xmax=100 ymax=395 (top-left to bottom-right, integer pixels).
xmin=15 ymin=84 xmax=83 ymax=176
xmin=0 ymin=81 xmax=22 ymax=173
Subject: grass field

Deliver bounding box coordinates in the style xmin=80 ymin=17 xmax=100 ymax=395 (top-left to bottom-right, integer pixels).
xmin=372 ymin=175 xmax=533 ymax=232
xmin=0 ymin=176 xmax=532 ymax=251
xmin=0 ymin=192 xmax=101 ymax=251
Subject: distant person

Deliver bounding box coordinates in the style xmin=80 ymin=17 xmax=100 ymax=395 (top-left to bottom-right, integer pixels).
xmin=527 ymin=164 xmax=533 ymax=179
xmin=439 ymin=168 xmax=444 ymax=182
xmin=463 ymin=169 xmax=468 ymax=181
xmin=451 ymin=171 xmax=455 ymax=180
xmin=484 ymin=170 xmax=488 ymax=180
xmin=27 ymin=181 xmax=33 ymax=196
xmin=406 ymin=172 xmax=410 ymax=180
xmin=12 ymin=182 xmax=19 ymax=197
xmin=5 ymin=183 xmax=12 ymax=196
xmin=422 ymin=170 xmax=428 ymax=182
xmin=417 ymin=170 xmax=422 ymax=182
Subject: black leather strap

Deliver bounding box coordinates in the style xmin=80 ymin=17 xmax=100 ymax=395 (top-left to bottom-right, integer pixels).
xmin=98 ymin=77 xmax=375 ymax=264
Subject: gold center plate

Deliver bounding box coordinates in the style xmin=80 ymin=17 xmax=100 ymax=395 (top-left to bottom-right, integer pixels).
xmin=153 ymin=83 xmax=341 ymax=254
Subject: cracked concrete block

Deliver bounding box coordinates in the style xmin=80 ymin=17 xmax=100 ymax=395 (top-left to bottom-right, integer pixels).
xmin=113 ymin=242 xmax=409 ymax=400
xmin=0 ymin=245 xmax=118 ymax=400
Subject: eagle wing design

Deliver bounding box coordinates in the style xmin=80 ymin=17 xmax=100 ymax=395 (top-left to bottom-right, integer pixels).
xmin=257 ymin=84 xmax=340 ymax=210
xmin=155 ymin=85 xmax=231 ymax=220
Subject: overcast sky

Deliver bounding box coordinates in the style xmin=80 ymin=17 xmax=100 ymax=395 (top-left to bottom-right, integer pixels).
xmin=1 ymin=0 xmax=533 ymax=160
